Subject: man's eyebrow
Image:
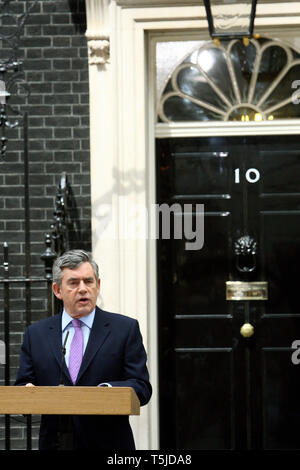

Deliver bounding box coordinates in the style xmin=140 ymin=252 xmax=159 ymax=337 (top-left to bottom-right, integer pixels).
xmin=66 ymin=276 xmax=95 ymax=282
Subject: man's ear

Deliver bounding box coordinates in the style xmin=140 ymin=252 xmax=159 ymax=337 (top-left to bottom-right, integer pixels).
xmin=52 ymin=282 xmax=63 ymax=300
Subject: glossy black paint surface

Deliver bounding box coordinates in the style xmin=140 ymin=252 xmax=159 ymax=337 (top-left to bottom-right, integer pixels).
xmin=157 ymin=135 xmax=300 ymax=450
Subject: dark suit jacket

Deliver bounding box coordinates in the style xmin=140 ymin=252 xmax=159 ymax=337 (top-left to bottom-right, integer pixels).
xmin=15 ymin=306 xmax=152 ymax=450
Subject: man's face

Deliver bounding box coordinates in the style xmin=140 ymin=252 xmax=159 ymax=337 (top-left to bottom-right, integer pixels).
xmin=52 ymin=262 xmax=100 ymax=318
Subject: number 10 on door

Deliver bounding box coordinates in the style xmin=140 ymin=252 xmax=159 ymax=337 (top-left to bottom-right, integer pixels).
xmin=235 ymin=168 xmax=260 ymax=184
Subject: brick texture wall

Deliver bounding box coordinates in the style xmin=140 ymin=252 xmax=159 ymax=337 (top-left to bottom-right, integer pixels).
xmin=0 ymin=0 xmax=91 ymax=449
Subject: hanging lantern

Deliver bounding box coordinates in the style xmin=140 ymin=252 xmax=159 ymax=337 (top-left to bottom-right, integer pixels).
xmin=203 ymin=0 xmax=258 ymax=40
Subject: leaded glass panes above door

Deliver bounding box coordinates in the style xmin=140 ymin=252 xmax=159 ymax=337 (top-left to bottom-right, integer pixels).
xmin=156 ymin=36 xmax=300 ymax=122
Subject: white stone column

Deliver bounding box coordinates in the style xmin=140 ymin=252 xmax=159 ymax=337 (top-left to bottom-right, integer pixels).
xmin=85 ymin=0 xmax=152 ymax=450
xmin=85 ymin=0 xmax=121 ymax=314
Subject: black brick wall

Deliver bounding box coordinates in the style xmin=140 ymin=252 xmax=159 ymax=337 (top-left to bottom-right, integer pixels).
xmin=0 ymin=0 xmax=91 ymax=449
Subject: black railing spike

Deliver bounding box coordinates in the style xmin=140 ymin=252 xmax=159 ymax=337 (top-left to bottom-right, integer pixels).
xmin=40 ymin=233 xmax=57 ymax=280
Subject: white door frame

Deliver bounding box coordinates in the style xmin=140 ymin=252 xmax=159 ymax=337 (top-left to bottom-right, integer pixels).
xmin=85 ymin=1 xmax=300 ymax=450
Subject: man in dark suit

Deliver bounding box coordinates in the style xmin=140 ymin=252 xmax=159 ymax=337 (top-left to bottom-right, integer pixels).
xmin=15 ymin=249 xmax=152 ymax=450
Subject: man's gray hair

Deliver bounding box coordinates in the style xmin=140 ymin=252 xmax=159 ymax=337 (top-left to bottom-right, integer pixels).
xmin=52 ymin=249 xmax=99 ymax=286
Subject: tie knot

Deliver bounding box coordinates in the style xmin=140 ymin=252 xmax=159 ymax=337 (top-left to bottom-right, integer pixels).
xmin=72 ymin=318 xmax=82 ymax=329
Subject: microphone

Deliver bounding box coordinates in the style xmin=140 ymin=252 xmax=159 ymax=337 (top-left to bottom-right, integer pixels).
xmin=59 ymin=330 xmax=69 ymax=386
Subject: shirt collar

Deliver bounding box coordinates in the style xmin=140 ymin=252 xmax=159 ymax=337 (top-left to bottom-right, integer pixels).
xmin=62 ymin=308 xmax=96 ymax=331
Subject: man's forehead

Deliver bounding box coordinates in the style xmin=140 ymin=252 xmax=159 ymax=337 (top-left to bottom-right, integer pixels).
xmin=61 ymin=263 xmax=96 ymax=278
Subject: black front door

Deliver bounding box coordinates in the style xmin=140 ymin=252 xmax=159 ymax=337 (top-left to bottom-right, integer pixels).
xmin=157 ymin=134 xmax=300 ymax=450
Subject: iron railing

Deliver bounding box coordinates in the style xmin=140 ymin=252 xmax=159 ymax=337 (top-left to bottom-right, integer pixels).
xmin=0 ymin=172 xmax=70 ymax=450
xmin=0 ymin=1 xmax=73 ymax=450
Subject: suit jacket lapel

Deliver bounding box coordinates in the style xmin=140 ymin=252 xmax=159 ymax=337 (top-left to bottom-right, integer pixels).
xmin=76 ymin=307 xmax=111 ymax=383
xmin=47 ymin=312 xmax=72 ymax=384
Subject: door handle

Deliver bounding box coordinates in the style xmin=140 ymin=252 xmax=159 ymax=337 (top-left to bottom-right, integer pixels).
xmin=240 ymin=323 xmax=254 ymax=338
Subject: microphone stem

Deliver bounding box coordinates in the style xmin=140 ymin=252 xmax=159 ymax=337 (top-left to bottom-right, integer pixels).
xmin=59 ymin=330 xmax=69 ymax=386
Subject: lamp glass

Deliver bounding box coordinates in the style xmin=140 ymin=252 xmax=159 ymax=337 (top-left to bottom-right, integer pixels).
xmin=0 ymin=80 xmax=7 ymax=105
xmin=209 ymin=0 xmax=253 ymax=36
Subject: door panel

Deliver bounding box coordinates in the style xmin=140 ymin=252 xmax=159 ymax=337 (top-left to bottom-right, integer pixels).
xmin=261 ymin=151 xmax=300 ymax=194
xmin=173 ymin=214 xmax=230 ymax=316
xmin=173 ymin=151 xmax=231 ymax=196
xmin=157 ymin=135 xmax=300 ymax=450
xmin=175 ymin=349 xmax=234 ymax=450
xmin=262 ymin=349 xmax=300 ymax=449
xmin=263 ymin=213 xmax=300 ymax=315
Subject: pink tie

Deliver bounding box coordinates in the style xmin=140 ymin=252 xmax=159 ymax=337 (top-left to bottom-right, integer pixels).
xmin=69 ymin=319 xmax=83 ymax=384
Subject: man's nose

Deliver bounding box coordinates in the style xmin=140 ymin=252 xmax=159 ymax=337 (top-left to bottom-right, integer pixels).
xmin=78 ymin=280 xmax=87 ymax=292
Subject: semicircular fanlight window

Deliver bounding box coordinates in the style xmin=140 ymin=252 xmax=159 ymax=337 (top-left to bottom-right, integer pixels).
xmin=157 ymin=37 xmax=300 ymax=122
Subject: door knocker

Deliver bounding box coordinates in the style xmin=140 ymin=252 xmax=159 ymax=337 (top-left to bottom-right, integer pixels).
xmin=234 ymin=235 xmax=257 ymax=273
